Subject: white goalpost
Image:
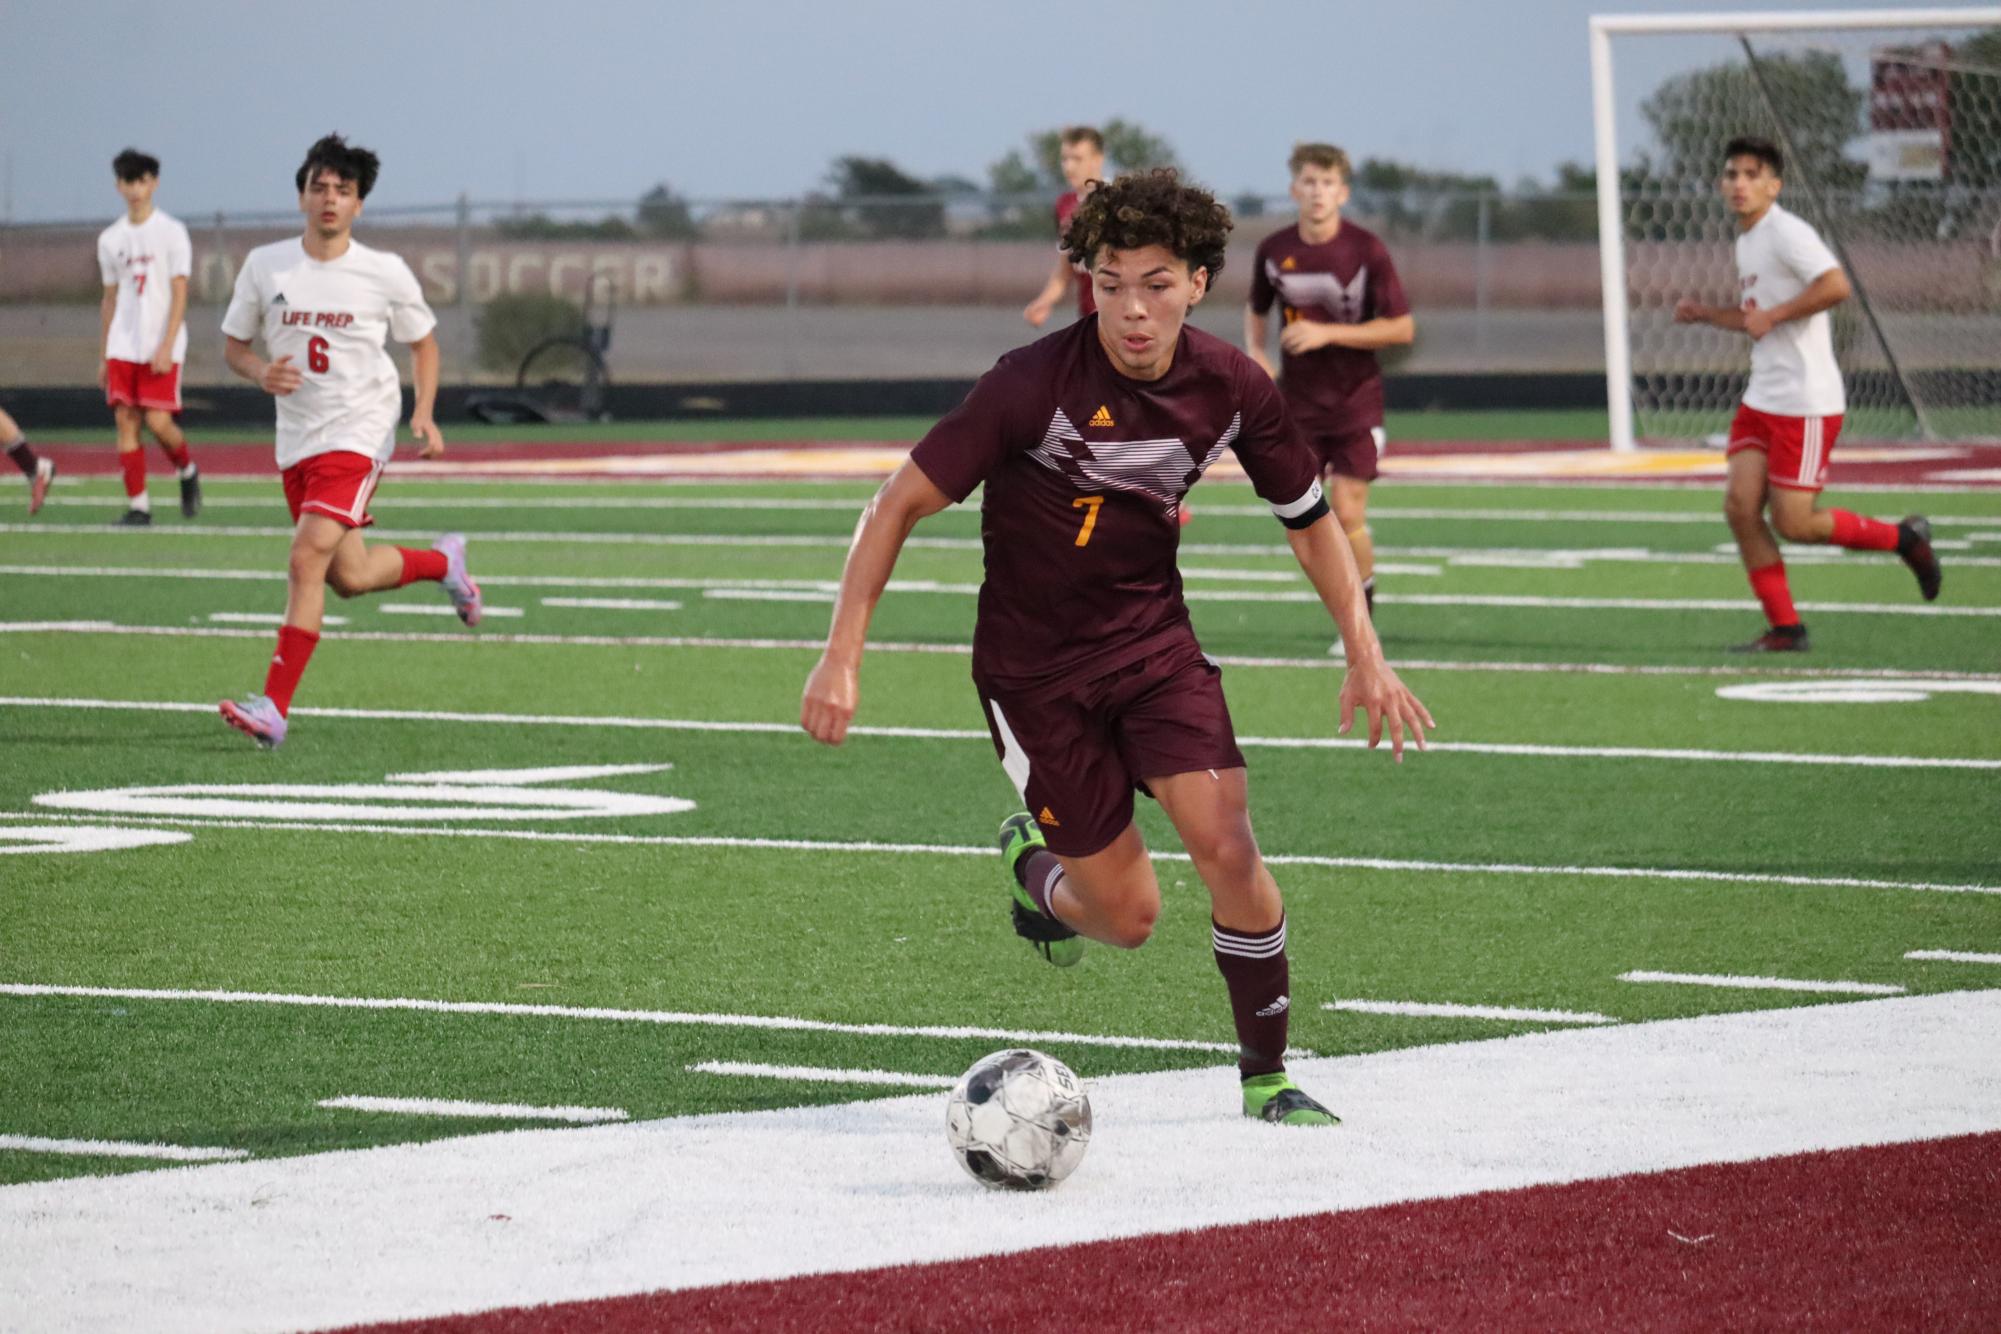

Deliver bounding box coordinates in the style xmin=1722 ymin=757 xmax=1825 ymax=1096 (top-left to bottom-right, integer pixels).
xmin=1590 ymin=8 xmax=2001 ymax=451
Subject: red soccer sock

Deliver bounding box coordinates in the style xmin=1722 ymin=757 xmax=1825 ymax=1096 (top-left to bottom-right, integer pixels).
xmin=157 ymin=440 xmax=191 ymax=471
xmin=261 ymin=624 xmax=321 ymax=716
xmin=1747 ymin=560 xmax=1801 ymax=629
xmin=118 ymin=449 xmax=147 ymax=499
xmin=1828 ymin=509 xmax=1900 ymax=552
xmin=396 ymin=547 xmax=449 ymax=586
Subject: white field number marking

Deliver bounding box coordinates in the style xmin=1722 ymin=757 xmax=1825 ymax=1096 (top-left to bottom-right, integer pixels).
xmin=0 ymin=826 xmax=193 ymax=856
xmin=33 ymin=764 xmax=694 ymax=824
xmin=1717 ymin=679 xmax=2001 ymax=705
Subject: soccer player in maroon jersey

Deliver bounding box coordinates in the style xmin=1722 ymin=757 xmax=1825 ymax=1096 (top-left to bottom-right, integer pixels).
xmin=1245 ymin=143 xmax=1413 ymax=627
xmin=803 ymin=169 xmax=1432 ymax=1127
xmin=1022 ymin=127 xmax=1105 ymax=328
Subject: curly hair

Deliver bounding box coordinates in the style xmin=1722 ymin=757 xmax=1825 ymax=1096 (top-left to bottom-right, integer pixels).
xmin=1062 ymin=169 xmax=1233 ymax=280
xmin=295 ymin=133 xmax=381 ymax=199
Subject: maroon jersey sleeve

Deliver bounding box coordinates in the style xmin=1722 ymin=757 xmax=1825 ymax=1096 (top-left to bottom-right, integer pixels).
xmin=1247 ymin=235 xmax=1278 ymax=315
xmin=908 ymin=356 xmax=1040 ymax=503
xmin=1367 ymin=236 xmax=1411 ymax=320
xmin=1231 ymin=362 xmax=1328 ymax=529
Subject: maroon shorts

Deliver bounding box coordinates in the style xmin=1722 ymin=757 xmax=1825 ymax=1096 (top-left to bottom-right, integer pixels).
xmin=1312 ymin=425 xmax=1386 ymax=482
xmin=104 ymin=359 xmax=182 ymax=413
xmin=283 ymin=450 xmax=385 ymax=528
xmin=977 ymin=637 xmax=1245 ymax=859
xmin=1726 ymin=404 xmax=1843 ymax=493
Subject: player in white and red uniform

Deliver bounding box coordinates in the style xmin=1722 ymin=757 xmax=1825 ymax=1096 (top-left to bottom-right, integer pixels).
xmin=1675 ymin=136 xmax=1940 ymax=652
xmin=217 ymin=134 xmax=481 ymax=749
xmin=98 ymin=148 xmax=200 ymax=525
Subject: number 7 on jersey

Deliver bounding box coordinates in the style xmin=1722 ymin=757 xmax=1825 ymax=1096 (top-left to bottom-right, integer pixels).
xmin=1071 ymin=494 xmax=1104 ymax=547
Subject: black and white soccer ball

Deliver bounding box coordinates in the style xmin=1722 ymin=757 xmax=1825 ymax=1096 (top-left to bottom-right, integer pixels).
xmin=945 ymin=1048 xmax=1092 ymax=1191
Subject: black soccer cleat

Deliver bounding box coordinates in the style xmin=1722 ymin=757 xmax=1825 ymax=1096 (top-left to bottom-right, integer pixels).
xmin=116 ymin=508 xmax=152 ymax=526
xmin=1897 ymin=515 xmax=1941 ymax=602
xmin=179 ymin=464 xmax=202 ymax=519
xmin=1728 ymin=623 xmax=1809 ymax=654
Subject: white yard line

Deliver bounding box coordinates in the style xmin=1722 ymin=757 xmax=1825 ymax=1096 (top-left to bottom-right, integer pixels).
xmin=1904 ymin=949 xmax=2001 ymax=966
xmin=4 ymin=694 xmax=1995 ymax=770
xmin=1323 ymin=999 xmax=1617 ymax=1024
xmin=2 ymin=992 xmax=1995 ymax=1331
xmin=378 ymin=603 xmax=524 ymax=618
xmin=0 ymin=983 xmax=1237 ymax=1054
xmin=1617 ymin=970 xmax=1906 ymax=995
xmin=0 ymin=811 xmax=1992 ymax=897
xmin=208 ymin=612 xmax=349 ymax=626
xmin=317 ymin=1097 xmax=629 ymax=1124
xmin=540 ymin=598 xmax=683 ymax=612
xmin=0 ymin=1134 xmax=248 ymax=1162
xmin=685 ymin=1062 xmax=959 ymax=1089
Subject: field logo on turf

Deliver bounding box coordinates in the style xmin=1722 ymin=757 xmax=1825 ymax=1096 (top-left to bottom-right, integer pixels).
xmin=1716 ymin=679 xmax=2001 ymax=706
xmin=31 ymin=764 xmax=696 ymax=824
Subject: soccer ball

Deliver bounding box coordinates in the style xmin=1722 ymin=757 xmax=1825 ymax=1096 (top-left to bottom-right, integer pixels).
xmin=944 ymin=1048 xmax=1092 ymax=1191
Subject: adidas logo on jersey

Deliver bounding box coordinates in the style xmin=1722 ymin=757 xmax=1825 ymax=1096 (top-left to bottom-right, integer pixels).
xmin=1037 ymin=806 xmax=1062 ymax=827
xmin=272 ymin=293 xmax=288 ymax=305
xmin=1281 ymin=256 xmax=1297 ymax=270
xmin=1087 ymin=405 xmax=1114 ymax=428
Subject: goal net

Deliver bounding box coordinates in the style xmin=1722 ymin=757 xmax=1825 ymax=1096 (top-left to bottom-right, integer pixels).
xmin=1590 ymin=9 xmax=2001 ymax=448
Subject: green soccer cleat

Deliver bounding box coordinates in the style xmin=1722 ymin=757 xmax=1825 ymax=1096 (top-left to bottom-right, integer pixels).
xmin=1242 ymin=1072 xmax=1341 ymax=1126
xmin=1000 ymin=811 xmax=1084 ymax=968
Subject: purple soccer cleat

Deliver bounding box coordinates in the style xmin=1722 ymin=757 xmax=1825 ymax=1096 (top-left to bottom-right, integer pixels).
xmin=434 ymin=532 xmax=482 ymax=627
xmin=219 ymin=694 xmax=287 ymax=749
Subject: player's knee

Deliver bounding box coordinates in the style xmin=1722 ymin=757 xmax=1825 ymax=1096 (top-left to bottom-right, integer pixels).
xmin=1102 ymin=900 xmax=1158 ymax=950
xmin=1722 ymin=492 xmax=1760 ymax=529
xmin=1185 ymin=826 xmax=1261 ymax=884
xmin=326 ymin=570 xmax=362 ymax=599
xmin=142 ymin=410 xmax=174 ymax=435
xmin=1771 ymin=509 xmax=1818 ymax=544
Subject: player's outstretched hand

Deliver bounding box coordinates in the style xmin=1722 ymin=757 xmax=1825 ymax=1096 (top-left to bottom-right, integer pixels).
xmin=1278 ymin=320 xmax=1328 ymax=355
xmin=412 ymin=415 xmax=445 ymax=459
xmin=1023 ymin=297 xmax=1053 ymax=328
xmin=1673 ymin=298 xmax=1703 ymax=324
xmin=800 ymin=654 xmax=859 ymax=746
xmin=1336 ymin=657 xmax=1434 ymax=763
xmin=261 ymin=355 xmax=303 ymax=397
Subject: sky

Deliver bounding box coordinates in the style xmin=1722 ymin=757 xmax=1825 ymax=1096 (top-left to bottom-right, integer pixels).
xmin=0 ymin=0 xmax=1951 ymax=221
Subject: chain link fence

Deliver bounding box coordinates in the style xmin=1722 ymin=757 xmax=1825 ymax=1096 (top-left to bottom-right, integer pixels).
xmin=6 ymin=189 xmax=1610 ymax=386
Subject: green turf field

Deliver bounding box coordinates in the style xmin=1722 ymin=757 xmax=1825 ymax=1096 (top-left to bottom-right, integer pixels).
xmin=3 ymin=467 xmax=1997 ymax=1187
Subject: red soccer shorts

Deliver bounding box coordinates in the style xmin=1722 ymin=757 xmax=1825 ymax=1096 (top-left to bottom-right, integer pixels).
xmin=1726 ymin=404 xmax=1844 ymax=493
xmin=103 ymin=359 xmax=183 ymax=413
xmin=1313 ymin=425 xmax=1387 ymax=483
xmin=283 ymin=451 xmax=385 ymax=528
xmin=977 ymin=634 xmax=1246 ymax=859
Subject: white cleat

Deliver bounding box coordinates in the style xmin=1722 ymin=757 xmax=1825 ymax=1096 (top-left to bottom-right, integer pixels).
xmin=434 ymin=532 xmax=482 ymax=627
xmin=219 ymin=694 xmax=287 ymax=749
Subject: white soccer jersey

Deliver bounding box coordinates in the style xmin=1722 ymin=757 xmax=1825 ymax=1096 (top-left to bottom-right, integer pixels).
xmin=1734 ymin=203 xmax=1846 ymax=417
xmin=97 ymin=209 xmax=192 ymax=365
xmin=220 ymin=238 xmax=438 ymax=468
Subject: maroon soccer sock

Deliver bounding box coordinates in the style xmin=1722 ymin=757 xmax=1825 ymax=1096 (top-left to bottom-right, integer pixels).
xmin=1212 ymin=916 xmax=1290 ymax=1077
xmin=1827 ymin=509 xmax=1900 ymax=552
xmin=118 ymin=449 xmax=147 ymax=501
xmin=6 ymin=441 xmax=35 ymax=477
xmin=396 ymin=547 xmax=449 ymax=587
xmin=262 ymin=624 xmax=321 ymax=716
xmin=157 ymin=440 xmax=191 ymax=472
xmin=1746 ymin=560 xmax=1800 ymax=629
xmin=1014 ymin=847 xmax=1066 ymax=918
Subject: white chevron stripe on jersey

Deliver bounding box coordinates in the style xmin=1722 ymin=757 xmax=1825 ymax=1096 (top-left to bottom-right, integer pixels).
xmin=1195 ymin=412 xmax=1241 ymax=476
xmin=1072 ymin=436 xmax=1198 ymax=505
xmin=1275 ymin=269 xmax=1368 ymax=322
xmin=1027 ymin=409 xmax=1081 ymax=472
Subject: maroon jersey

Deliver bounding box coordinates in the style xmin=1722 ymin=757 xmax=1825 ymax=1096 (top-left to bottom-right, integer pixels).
xmin=1248 ymin=221 xmax=1410 ymax=438
xmin=1054 ymin=191 xmax=1096 ymax=316
xmin=910 ymin=319 xmax=1326 ymax=698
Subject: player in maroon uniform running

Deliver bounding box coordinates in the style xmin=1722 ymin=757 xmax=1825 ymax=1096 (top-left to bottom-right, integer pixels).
xmin=803 ymin=170 xmax=1432 ymax=1127
xmin=1246 ymin=143 xmax=1413 ymax=629
xmin=1022 ymin=126 xmax=1104 ymax=328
